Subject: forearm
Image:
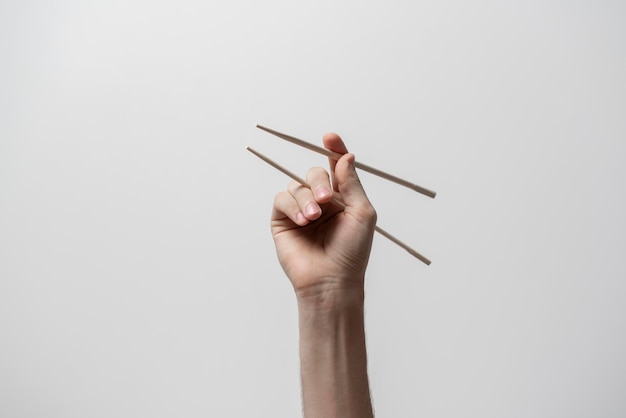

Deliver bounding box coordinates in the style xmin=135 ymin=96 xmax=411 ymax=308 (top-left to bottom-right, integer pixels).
xmin=296 ymin=284 xmax=374 ymax=418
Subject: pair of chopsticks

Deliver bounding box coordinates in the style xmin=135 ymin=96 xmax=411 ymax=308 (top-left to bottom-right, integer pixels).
xmin=247 ymin=125 xmax=434 ymax=265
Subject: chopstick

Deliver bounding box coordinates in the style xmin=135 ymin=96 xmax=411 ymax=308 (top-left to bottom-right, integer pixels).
xmin=256 ymin=124 xmax=437 ymax=199
xmin=247 ymin=146 xmax=431 ymax=265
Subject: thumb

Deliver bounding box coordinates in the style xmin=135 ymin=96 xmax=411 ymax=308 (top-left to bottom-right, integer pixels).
xmin=334 ymin=153 xmax=376 ymax=219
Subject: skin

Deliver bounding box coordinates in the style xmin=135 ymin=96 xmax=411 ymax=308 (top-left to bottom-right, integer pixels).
xmin=271 ymin=133 xmax=376 ymax=418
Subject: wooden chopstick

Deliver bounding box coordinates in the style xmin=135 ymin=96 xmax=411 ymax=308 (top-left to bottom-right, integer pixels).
xmin=247 ymin=146 xmax=431 ymax=265
xmin=256 ymin=124 xmax=437 ymax=199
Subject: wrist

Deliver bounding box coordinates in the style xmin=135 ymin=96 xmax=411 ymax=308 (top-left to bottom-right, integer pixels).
xmin=296 ymin=278 xmax=373 ymax=418
xmin=295 ymin=279 xmax=365 ymax=313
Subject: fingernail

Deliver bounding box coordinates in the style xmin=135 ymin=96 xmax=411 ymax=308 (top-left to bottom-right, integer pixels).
xmin=316 ymin=186 xmax=331 ymax=200
xmin=305 ymin=202 xmax=320 ymax=217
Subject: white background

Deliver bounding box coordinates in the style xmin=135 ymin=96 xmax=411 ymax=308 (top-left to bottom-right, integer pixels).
xmin=1 ymin=0 xmax=625 ymax=416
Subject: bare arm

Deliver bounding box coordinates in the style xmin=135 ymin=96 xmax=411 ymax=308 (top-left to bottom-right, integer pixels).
xmin=271 ymin=133 xmax=376 ymax=417
xmin=297 ymin=288 xmax=372 ymax=418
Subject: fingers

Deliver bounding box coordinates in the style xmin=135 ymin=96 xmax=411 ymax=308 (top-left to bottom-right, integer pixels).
xmin=272 ymin=132 xmax=375 ymax=228
xmin=272 ymin=191 xmax=309 ymax=226
xmin=306 ymin=166 xmax=332 ymax=204
xmin=272 ymin=167 xmax=333 ymax=226
xmin=323 ymin=132 xmax=349 ymax=155
xmin=323 ymin=132 xmax=349 ymax=192
xmin=322 ymin=132 xmax=374 ymax=219
xmin=334 ymin=153 xmax=377 ymax=225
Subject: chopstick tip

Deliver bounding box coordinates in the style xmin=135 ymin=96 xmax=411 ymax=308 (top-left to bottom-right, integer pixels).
xmin=408 ymin=249 xmax=431 ymax=265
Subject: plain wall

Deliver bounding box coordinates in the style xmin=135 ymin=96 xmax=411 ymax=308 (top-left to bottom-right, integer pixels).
xmin=1 ymin=0 xmax=625 ymax=416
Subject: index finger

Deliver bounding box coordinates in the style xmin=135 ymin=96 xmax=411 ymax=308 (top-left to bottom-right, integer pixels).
xmin=322 ymin=132 xmax=350 ymax=192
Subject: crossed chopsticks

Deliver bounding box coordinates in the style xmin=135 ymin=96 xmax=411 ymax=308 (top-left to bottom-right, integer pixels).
xmin=248 ymin=125 xmax=434 ymax=265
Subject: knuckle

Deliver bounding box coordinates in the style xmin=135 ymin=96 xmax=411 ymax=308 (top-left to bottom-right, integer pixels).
xmin=273 ymin=191 xmax=286 ymax=206
xmin=307 ymin=166 xmax=328 ymax=178
xmin=287 ymin=180 xmax=304 ymax=195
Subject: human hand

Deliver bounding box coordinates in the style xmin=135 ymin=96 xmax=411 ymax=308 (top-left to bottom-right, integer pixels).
xmin=270 ymin=133 xmax=377 ymax=300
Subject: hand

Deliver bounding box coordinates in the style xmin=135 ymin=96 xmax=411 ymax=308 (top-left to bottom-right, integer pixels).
xmin=270 ymin=133 xmax=377 ymax=299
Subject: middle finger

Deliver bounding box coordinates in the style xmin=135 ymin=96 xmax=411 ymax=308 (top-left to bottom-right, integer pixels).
xmin=288 ymin=180 xmax=321 ymax=221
